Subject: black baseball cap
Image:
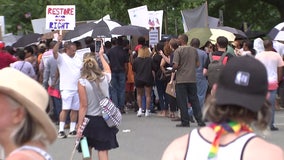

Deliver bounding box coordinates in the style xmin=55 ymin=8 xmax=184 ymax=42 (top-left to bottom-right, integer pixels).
xmin=215 ymin=56 xmax=268 ymax=112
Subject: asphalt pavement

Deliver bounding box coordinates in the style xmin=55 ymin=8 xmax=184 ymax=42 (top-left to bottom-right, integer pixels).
xmin=48 ymin=109 xmax=284 ymax=160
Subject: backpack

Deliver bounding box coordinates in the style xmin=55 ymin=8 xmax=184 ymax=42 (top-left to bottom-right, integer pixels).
xmin=207 ymin=52 xmax=227 ymax=87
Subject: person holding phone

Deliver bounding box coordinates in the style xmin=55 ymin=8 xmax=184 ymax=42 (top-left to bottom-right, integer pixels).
xmin=107 ymin=36 xmax=129 ymax=113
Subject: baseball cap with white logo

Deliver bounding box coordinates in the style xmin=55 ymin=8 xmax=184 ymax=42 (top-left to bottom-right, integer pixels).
xmin=215 ymin=55 xmax=268 ymax=112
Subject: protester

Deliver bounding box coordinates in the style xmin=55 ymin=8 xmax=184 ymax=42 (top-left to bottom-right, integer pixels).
xmin=53 ymin=35 xmax=82 ymax=138
xmin=107 ymin=36 xmax=129 ymax=114
xmin=0 ymin=41 xmax=17 ymax=69
xmin=190 ymin=38 xmax=208 ymax=111
xmin=24 ymin=45 xmax=39 ymax=80
xmin=159 ymin=39 xmax=179 ymax=119
xmin=161 ymin=56 xmax=284 ymax=160
xmin=255 ymin=39 xmax=284 ymax=131
xmin=0 ymin=67 xmax=57 ymax=160
xmin=124 ymin=39 xmax=136 ymax=110
xmin=77 ymin=45 xmax=118 ymax=160
xmin=133 ymin=44 xmax=154 ymax=117
xmin=10 ymin=49 xmax=36 ymax=79
xmin=172 ymin=34 xmax=205 ymax=127
xmin=203 ymin=36 xmax=234 ymax=90
xmin=153 ymin=41 xmax=169 ymax=117
xmin=42 ymin=55 xmax=61 ymax=125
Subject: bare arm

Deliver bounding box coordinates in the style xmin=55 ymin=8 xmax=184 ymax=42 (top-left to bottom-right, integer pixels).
xmin=277 ymin=66 xmax=283 ymax=82
xmin=203 ymin=68 xmax=208 ymax=76
xmin=159 ymin=50 xmax=170 ymax=64
xmin=53 ymin=35 xmax=62 ymax=59
xmin=160 ymin=58 xmax=167 ymax=74
xmin=99 ymin=44 xmax=111 ymax=73
xmin=77 ymin=82 xmax=88 ymax=137
xmin=161 ymin=134 xmax=189 ymax=160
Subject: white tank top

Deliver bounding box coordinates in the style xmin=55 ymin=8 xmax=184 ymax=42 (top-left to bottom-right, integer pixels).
xmin=185 ymin=128 xmax=256 ymax=160
xmin=8 ymin=145 xmax=53 ymax=160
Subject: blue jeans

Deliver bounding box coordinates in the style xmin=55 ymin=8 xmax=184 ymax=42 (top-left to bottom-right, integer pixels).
xmin=110 ymin=72 xmax=126 ymax=110
xmin=268 ymin=90 xmax=277 ymax=127
xmin=175 ymin=83 xmax=203 ymax=125
xmin=51 ymin=96 xmax=62 ymax=122
xmin=196 ymin=78 xmax=208 ymax=110
xmin=155 ymin=79 xmax=168 ymax=111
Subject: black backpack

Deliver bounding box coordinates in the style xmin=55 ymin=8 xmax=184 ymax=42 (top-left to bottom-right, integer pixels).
xmin=207 ymin=52 xmax=227 ymax=87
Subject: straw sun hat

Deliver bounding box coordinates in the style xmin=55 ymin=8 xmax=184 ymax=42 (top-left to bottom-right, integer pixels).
xmin=0 ymin=67 xmax=57 ymax=143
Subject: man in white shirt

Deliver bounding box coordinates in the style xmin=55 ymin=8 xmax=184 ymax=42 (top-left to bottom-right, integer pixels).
xmin=53 ymin=35 xmax=82 ymax=138
xmin=255 ymin=39 xmax=284 ymax=131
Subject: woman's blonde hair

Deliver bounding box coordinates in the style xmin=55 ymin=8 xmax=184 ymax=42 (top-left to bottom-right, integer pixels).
xmin=137 ymin=46 xmax=151 ymax=58
xmin=203 ymin=95 xmax=271 ymax=131
xmin=81 ymin=53 xmax=104 ymax=82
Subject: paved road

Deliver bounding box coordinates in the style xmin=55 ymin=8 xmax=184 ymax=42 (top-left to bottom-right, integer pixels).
xmin=48 ymin=109 xmax=284 ymax=160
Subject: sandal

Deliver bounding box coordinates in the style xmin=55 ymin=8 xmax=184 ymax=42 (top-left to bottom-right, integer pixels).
xmin=157 ymin=111 xmax=166 ymax=117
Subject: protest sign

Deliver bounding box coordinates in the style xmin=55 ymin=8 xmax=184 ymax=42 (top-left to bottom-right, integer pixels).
xmin=76 ymin=48 xmax=91 ymax=62
xmin=46 ymin=5 xmax=76 ymax=30
xmin=149 ymin=28 xmax=159 ymax=47
xmin=128 ymin=5 xmax=149 ymax=29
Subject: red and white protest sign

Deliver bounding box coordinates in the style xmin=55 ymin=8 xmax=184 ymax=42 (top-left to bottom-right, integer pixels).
xmin=46 ymin=5 xmax=76 ymax=30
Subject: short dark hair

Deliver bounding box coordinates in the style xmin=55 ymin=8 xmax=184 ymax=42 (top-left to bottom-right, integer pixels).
xmin=104 ymin=41 xmax=112 ymax=49
xmin=24 ymin=45 xmax=34 ymax=55
xmin=111 ymin=37 xmax=117 ymax=45
xmin=137 ymin=36 xmax=146 ymax=45
xmin=17 ymin=49 xmax=26 ymax=60
xmin=263 ymin=39 xmax=273 ymax=50
xmin=190 ymin=38 xmax=200 ymax=48
xmin=217 ymin=36 xmax=228 ymax=48
xmin=85 ymin=36 xmax=94 ymax=46
xmin=178 ymin=34 xmax=188 ymax=44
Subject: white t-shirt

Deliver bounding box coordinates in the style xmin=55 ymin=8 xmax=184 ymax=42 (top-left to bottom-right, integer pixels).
xmin=56 ymin=53 xmax=82 ymax=90
xmin=255 ymin=51 xmax=284 ymax=83
xmin=79 ymin=72 xmax=111 ymax=116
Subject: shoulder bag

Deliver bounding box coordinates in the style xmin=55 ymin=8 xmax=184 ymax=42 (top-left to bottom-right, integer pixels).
xmin=91 ymin=81 xmax=122 ymax=128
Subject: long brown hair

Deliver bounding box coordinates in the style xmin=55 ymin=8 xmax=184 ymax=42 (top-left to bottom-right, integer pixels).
xmin=137 ymin=46 xmax=151 ymax=58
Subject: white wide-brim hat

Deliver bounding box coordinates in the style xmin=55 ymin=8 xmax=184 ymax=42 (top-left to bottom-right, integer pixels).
xmin=0 ymin=67 xmax=57 ymax=143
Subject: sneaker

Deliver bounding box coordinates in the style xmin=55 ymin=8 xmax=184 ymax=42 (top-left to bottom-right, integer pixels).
xmin=145 ymin=110 xmax=150 ymax=117
xmin=137 ymin=109 xmax=143 ymax=117
xmin=270 ymin=126 xmax=279 ymax=131
xmin=198 ymin=121 xmax=206 ymax=127
xmin=57 ymin=131 xmax=67 ymax=139
xmin=176 ymin=123 xmax=190 ymax=127
xmin=68 ymin=131 xmax=77 ymax=137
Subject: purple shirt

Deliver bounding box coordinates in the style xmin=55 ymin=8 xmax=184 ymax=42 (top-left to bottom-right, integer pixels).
xmin=11 ymin=60 xmax=36 ymax=79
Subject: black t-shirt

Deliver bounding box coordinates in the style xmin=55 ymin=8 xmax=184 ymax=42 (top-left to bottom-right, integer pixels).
xmin=152 ymin=53 xmax=162 ymax=73
xmin=107 ymin=46 xmax=129 ymax=73
xmin=132 ymin=57 xmax=154 ymax=84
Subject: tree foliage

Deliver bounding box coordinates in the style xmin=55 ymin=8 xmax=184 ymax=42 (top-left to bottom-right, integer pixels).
xmin=0 ymin=0 xmax=283 ymax=36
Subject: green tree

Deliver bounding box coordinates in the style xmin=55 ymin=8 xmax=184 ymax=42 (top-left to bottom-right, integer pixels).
xmin=0 ymin=0 xmax=284 ymax=36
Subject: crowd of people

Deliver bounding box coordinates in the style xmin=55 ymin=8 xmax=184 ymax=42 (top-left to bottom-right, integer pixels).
xmin=1 ymin=29 xmax=284 ymax=159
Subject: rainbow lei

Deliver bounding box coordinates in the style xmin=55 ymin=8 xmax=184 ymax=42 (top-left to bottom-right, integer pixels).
xmin=208 ymin=121 xmax=253 ymax=159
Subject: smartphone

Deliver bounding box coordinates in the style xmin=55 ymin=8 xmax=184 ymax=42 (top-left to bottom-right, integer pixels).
xmin=95 ymin=40 xmax=102 ymax=53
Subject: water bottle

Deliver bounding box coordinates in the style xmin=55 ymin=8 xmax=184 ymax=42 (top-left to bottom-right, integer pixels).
xmin=80 ymin=137 xmax=90 ymax=159
xmin=102 ymin=111 xmax=110 ymax=120
xmin=102 ymin=110 xmax=115 ymax=127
